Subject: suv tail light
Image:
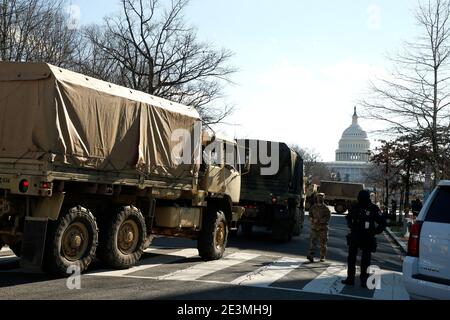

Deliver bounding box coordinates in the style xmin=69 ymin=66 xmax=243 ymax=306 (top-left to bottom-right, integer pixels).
xmin=407 ymin=221 xmax=423 ymax=257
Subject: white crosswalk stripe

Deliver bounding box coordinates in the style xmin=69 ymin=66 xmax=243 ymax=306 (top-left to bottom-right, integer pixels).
xmin=0 ymin=246 xmax=410 ymax=300
xmin=88 ymin=248 xmax=199 ymax=277
xmin=372 ymin=268 xmax=409 ymax=300
xmin=301 ymin=264 xmax=348 ymax=295
xmin=157 ymin=252 xmax=260 ymax=281
xmin=231 ymin=257 xmax=306 ymax=287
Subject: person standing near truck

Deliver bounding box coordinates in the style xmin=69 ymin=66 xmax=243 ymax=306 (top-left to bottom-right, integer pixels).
xmin=307 ymin=193 xmax=331 ymax=263
xmin=411 ymin=195 xmax=423 ymax=218
xmin=342 ymin=190 xmax=386 ymax=288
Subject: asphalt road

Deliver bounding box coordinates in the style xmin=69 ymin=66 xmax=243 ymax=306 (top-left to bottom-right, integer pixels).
xmin=0 ymin=211 xmax=407 ymax=300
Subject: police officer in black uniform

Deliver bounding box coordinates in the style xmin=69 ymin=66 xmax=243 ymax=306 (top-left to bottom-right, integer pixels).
xmin=341 ymin=190 xmax=386 ymax=288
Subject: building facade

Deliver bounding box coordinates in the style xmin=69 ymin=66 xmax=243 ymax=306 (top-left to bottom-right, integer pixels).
xmin=325 ymin=108 xmax=371 ymax=183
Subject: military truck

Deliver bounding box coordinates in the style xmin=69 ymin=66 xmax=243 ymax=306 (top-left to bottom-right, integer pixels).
xmin=0 ymin=62 xmax=245 ymax=275
xmin=237 ymin=140 xmax=305 ymax=242
xmin=318 ymin=181 xmax=365 ymax=214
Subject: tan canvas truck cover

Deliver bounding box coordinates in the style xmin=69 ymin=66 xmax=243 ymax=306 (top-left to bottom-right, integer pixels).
xmin=0 ymin=62 xmax=201 ymax=182
xmin=319 ymin=181 xmax=364 ymax=201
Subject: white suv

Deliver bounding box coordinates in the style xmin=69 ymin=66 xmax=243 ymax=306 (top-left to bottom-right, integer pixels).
xmin=403 ymin=181 xmax=450 ymax=300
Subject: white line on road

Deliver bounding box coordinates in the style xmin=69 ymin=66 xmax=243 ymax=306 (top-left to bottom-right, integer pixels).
xmin=87 ymin=248 xmax=199 ymax=277
xmin=230 ymin=257 xmax=306 ymax=287
xmin=301 ymin=264 xmax=348 ymax=295
xmin=372 ymin=269 xmax=410 ymax=300
xmin=0 ymin=255 xmax=17 ymax=262
xmin=157 ymin=252 xmax=260 ymax=281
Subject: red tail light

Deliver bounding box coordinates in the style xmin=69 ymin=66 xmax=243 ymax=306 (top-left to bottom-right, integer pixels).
xmin=271 ymin=197 xmax=278 ymax=204
xmin=19 ymin=179 xmax=29 ymax=193
xmin=40 ymin=182 xmax=50 ymax=189
xmin=407 ymin=221 xmax=423 ymax=257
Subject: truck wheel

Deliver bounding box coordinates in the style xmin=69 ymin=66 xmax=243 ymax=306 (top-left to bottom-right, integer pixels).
xmin=97 ymin=206 xmax=146 ymax=269
xmin=272 ymin=206 xmax=294 ymax=242
xmin=293 ymin=208 xmax=302 ymax=236
xmin=334 ymin=203 xmax=347 ymax=214
xmin=198 ymin=209 xmax=228 ymax=261
xmin=44 ymin=206 xmax=98 ymax=276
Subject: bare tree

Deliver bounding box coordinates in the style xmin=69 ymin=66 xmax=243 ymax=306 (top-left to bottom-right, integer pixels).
xmin=0 ymin=0 xmax=80 ymax=66
xmin=361 ymin=0 xmax=450 ymax=184
xmin=291 ymin=146 xmax=331 ymax=183
xmin=82 ymin=0 xmax=236 ymax=125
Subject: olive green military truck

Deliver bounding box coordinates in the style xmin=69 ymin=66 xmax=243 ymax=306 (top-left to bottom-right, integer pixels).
xmin=237 ymin=140 xmax=305 ymax=242
xmin=0 ymin=62 xmax=245 ymax=275
xmin=318 ymin=181 xmax=365 ymax=214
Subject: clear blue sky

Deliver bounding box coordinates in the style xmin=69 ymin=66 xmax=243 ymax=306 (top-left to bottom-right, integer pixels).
xmin=70 ymin=0 xmax=421 ymax=161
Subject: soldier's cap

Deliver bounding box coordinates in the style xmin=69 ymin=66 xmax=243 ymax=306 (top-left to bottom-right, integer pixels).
xmin=317 ymin=193 xmax=325 ymax=198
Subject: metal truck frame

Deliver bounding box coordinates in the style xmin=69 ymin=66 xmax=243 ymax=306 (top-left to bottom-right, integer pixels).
xmin=237 ymin=140 xmax=305 ymax=242
xmin=0 ymin=62 xmax=245 ymax=275
xmin=318 ymin=181 xmax=365 ymax=214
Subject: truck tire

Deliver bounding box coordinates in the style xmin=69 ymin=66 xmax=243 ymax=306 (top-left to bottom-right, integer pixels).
xmin=198 ymin=209 xmax=228 ymax=261
xmin=43 ymin=206 xmax=98 ymax=276
xmin=97 ymin=206 xmax=146 ymax=269
xmin=334 ymin=203 xmax=347 ymax=214
xmin=272 ymin=206 xmax=294 ymax=242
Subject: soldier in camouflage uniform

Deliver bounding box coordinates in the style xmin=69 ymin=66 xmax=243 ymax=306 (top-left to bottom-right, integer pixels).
xmin=307 ymin=193 xmax=331 ymax=263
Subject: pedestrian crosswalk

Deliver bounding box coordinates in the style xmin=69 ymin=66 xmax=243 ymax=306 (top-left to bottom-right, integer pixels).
xmin=0 ymin=246 xmax=410 ymax=300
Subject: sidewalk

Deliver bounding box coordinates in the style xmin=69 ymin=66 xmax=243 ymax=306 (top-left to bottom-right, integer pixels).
xmin=384 ymin=215 xmax=413 ymax=254
xmin=385 ymin=227 xmax=408 ymax=253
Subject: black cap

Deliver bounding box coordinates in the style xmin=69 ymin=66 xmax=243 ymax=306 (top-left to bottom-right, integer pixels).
xmin=358 ymin=190 xmax=371 ymax=207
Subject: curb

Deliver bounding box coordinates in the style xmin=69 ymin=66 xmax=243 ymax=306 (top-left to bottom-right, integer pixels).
xmin=385 ymin=227 xmax=408 ymax=254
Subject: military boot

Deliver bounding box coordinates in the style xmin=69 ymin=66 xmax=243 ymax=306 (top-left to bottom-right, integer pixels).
xmin=320 ymin=256 xmax=326 ymax=262
xmin=306 ymin=255 xmax=314 ymax=263
xmin=341 ymin=278 xmax=355 ymax=286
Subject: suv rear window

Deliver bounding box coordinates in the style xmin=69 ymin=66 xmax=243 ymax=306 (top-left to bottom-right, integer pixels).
xmin=425 ymin=186 xmax=450 ymax=223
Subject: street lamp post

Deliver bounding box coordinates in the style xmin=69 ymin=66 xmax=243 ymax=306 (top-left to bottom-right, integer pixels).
xmin=384 ymin=147 xmax=389 ymax=219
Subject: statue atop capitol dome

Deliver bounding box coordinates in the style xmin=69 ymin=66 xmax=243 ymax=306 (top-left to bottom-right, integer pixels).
xmin=335 ymin=107 xmax=371 ymax=163
xmin=325 ymin=107 xmax=372 ymax=183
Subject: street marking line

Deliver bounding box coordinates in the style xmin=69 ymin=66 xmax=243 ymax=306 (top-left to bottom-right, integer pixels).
xmin=230 ymin=257 xmax=306 ymax=287
xmin=301 ymin=264 xmax=348 ymax=295
xmin=0 ymin=251 xmax=15 ymax=260
xmin=157 ymin=252 xmax=260 ymax=281
xmin=87 ymin=248 xmax=199 ymax=277
xmin=372 ymin=269 xmax=410 ymax=300
xmin=0 ymin=255 xmax=18 ymax=261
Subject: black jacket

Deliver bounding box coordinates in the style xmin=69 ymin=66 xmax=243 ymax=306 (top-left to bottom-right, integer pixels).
xmin=346 ymin=202 xmax=386 ymax=239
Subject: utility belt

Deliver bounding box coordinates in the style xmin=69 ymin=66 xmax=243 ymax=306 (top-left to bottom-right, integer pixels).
xmin=346 ymin=232 xmax=377 ymax=252
xmin=312 ymin=224 xmax=329 ymax=231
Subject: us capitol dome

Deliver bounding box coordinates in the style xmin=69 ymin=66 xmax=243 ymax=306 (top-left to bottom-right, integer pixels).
xmin=325 ymin=107 xmax=371 ymax=183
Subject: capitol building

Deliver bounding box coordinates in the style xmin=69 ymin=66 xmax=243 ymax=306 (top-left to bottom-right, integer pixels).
xmin=325 ymin=108 xmax=372 ymax=183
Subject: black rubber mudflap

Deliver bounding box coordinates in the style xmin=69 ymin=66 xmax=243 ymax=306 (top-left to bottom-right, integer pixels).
xmin=20 ymin=217 xmax=48 ymax=270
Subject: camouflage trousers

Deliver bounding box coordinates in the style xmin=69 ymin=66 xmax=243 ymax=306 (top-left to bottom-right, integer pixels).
xmin=308 ymin=227 xmax=329 ymax=258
